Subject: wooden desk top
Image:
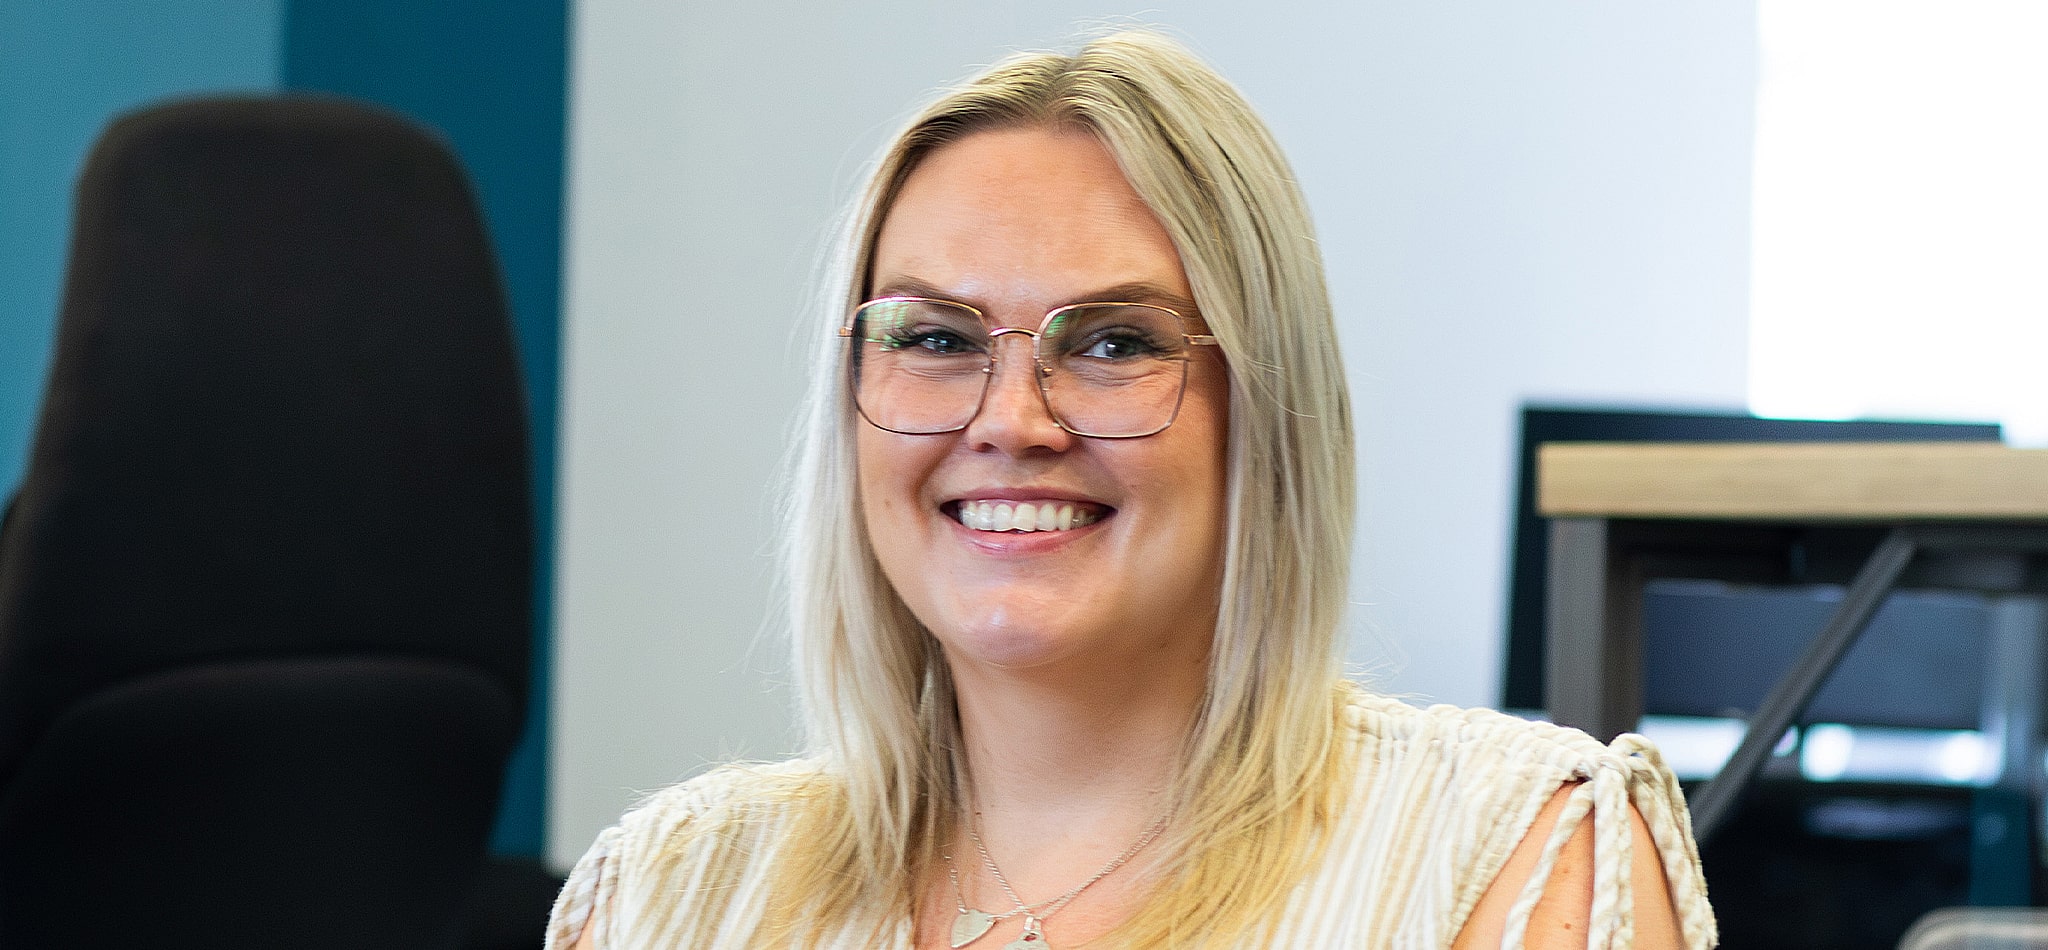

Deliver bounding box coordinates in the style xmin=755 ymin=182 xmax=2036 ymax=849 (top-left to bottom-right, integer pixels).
xmin=1539 ymin=442 xmax=2048 ymax=520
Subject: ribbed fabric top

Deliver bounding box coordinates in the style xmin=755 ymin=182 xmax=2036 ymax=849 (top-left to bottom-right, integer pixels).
xmin=547 ymin=692 xmax=1716 ymax=949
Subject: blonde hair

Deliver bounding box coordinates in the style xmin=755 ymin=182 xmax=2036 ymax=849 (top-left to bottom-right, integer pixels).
xmin=678 ymin=30 xmax=1359 ymax=947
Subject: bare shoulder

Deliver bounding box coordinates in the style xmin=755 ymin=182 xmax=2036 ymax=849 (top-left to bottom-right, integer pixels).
xmin=1450 ymin=782 xmax=1686 ymax=950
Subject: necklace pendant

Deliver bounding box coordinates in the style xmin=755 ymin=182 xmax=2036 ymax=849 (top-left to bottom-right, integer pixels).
xmin=1002 ymin=919 xmax=1051 ymax=950
xmin=950 ymin=909 xmax=996 ymax=948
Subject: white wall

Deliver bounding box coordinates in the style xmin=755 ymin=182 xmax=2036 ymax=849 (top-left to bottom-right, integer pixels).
xmin=553 ymin=0 xmax=1756 ymax=869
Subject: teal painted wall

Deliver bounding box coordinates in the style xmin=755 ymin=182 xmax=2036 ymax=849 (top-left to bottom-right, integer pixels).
xmin=281 ymin=0 xmax=566 ymax=858
xmin=0 ymin=0 xmax=282 ymax=495
xmin=0 ymin=0 xmax=562 ymax=859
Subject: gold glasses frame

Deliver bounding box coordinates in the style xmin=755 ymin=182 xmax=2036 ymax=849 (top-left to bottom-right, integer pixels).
xmin=839 ymin=295 xmax=1221 ymax=439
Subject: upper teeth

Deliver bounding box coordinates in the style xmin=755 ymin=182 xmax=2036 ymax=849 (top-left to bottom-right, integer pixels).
xmin=956 ymin=500 xmax=1100 ymax=532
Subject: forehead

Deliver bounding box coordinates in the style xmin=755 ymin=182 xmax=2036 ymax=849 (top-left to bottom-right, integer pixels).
xmin=871 ymin=127 xmax=1191 ymax=309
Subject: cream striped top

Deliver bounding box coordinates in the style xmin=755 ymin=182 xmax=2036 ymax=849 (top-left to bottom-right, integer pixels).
xmin=547 ymin=692 xmax=1716 ymax=948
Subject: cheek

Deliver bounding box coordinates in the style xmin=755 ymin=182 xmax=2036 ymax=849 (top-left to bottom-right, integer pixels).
xmin=1186 ymin=380 xmax=1233 ymax=577
xmin=1184 ymin=371 xmax=1232 ymax=515
xmin=855 ymin=426 xmax=936 ymax=557
xmin=854 ymin=427 xmax=896 ymax=537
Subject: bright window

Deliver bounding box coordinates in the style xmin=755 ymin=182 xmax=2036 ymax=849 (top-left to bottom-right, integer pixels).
xmin=1748 ymin=0 xmax=2048 ymax=444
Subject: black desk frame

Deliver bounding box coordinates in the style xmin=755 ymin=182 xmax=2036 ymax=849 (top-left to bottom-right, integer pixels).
xmin=1546 ymin=518 xmax=2048 ymax=844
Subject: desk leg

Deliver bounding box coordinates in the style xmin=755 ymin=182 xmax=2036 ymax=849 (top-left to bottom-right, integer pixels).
xmin=1688 ymin=527 xmax=1919 ymax=844
xmin=1547 ymin=517 xmax=1643 ymax=742
xmin=1973 ymin=595 xmax=2047 ymax=905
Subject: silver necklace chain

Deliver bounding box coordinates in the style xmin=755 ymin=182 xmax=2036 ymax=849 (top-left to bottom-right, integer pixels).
xmin=939 ymin=811 xmax=1170 ymax=948
xmin=941 ymin=855 xmax=1033 ymax=922
xmin=973 ymin=814 xmax=1169 ymax=921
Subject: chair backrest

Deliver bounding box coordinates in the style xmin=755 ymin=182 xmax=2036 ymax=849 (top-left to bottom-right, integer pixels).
xmin=0 ymin=96 xmax=532 ymax=949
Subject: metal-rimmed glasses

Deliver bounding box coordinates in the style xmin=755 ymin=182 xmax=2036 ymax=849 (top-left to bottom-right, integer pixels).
xmin=840 ymin=296 xmax=1220 ymax=439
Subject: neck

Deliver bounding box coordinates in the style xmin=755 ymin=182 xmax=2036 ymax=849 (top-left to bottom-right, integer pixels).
xmin=949 ymin=644 xmax=1206 ymax=816
xmin=924 ymin=640 xmax=1209 ymax=947
xmin=937 ymin=640 xmax=1205 ymax=915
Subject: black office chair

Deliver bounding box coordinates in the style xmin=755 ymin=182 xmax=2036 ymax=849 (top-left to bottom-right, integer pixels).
xmin=0 ymin=97 xmax=533 ymax=949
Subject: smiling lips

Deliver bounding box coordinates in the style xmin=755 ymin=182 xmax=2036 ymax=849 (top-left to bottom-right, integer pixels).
xmin=952 ymin=499 xmax=1106 ymax=533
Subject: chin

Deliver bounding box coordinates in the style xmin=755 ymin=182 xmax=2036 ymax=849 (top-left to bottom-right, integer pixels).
xmin=934 ymin=605 xmax=1089 ymax=671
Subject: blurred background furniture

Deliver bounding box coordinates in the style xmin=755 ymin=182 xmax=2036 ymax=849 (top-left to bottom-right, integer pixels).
xmin=1900 ymin=907 xmax=2048 ymax=950
xmin=1505 ymin=406 xmax=2048 ymax=949
xmin=1503 ymin=406 xmax=2003 ymax=722
xmin=0 ymin=97 xmax=541 ymax=949
xmin=1540 ymin=441 xmax=2048 ymax=833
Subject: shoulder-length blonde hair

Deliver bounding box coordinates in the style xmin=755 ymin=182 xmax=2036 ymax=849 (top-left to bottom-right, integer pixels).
xmin=764 ymin=29 xmax=1356 ymax=946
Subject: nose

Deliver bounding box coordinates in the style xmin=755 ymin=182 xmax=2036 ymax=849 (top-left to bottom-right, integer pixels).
xmin=964 ymin=331 xmax=1074 ymax=455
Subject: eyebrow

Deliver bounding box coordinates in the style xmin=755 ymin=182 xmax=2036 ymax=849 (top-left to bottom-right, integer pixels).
xmin=869 ymin=276 xmax=1202 ymax=318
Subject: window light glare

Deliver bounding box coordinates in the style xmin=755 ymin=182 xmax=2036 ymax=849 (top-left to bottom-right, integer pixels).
xmin=1935 ymin=730 xmax=1995 ymax=785
xmin=1801 ymin=723 xmax=1855 ymax=781
xmin=1748 ymin=0 xmax=2048 ymax=445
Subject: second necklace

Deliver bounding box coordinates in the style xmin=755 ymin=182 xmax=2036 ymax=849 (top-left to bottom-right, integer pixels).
xmin=942 ymin=812 xmax=1170 ymax=950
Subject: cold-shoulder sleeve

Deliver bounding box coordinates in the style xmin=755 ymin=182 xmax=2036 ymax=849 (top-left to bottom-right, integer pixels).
xmin=1296 ymin=695 xmax=1716 ymax=949
xmin=1492 ymin=732 xmax=1716 ymax=949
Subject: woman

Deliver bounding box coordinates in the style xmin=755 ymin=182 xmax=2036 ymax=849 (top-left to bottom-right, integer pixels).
xmin=549 ymin=31 xmax=1714 ymax=949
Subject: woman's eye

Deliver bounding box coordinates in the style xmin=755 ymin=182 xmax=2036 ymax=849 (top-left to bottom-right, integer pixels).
xmin=884 ymin=328 xmax=978 ymax=355
xmin=1077 ymin=332 xmax=1163 ymax=360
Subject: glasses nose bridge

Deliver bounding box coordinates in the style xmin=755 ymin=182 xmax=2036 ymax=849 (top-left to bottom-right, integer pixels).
xmin=974 ymin=323 xmax=1061 ymax=421
xmin=985 ymin=323 xmax=1040 ymax=343
xmin=984 ymin=324 xmax=1048 ymax=374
